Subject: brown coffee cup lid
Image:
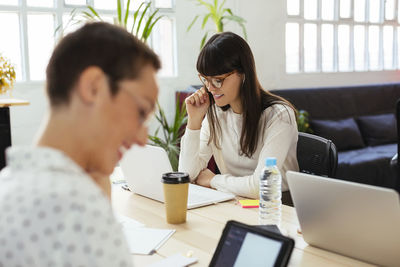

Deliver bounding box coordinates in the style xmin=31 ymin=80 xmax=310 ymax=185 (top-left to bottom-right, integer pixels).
xmin=162 ymin=172 xmax=190 ymax=184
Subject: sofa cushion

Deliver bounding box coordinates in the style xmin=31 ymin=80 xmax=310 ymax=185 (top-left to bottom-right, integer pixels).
xmin=337 ymin=143 xmax=397 ymax=188
xmin=310 ymin=118 xmax=365 ymax=151
xmin=356 ymin=113 xmax=397 ymax=146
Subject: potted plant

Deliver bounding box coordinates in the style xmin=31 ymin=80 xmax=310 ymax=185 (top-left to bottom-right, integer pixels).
xmin=187 ymin=0 xmax=247 ymax=48
xmin=148 ymin=94 xmax=188 ymax=171
xmin=296 ymin=109 xmax=313 ymax=133
xmin=0 ymin=54 xmax=16 ymax=95
xmin=60 ymin=0 xmax=163 ymax=44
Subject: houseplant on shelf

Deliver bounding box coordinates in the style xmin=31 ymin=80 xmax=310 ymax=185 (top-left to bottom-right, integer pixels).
xmin=148 ymin=95 xmax=188 ymax=171
xmin=187 ymin=0 xmax=247 ymax=48
xmin=296 ymin=109 xmax=313 ymax=134
xmin=60 ymin=0 xmax=163 ymax=44
xmin=0 ymin=54 xmax=16 ymax=96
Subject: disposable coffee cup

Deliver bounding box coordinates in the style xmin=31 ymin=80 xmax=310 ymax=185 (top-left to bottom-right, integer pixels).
xmin=162 ymin=172 xmax=189 ymax=224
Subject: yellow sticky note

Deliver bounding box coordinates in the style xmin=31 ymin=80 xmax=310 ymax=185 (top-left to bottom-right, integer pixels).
xmin=239 ymin=199 xmax=259 ymax=208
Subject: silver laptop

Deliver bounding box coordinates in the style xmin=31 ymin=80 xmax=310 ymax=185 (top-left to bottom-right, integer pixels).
xmin=119 ymin=145 xmax=235 ymax=209
xmin=286 ymin=171 xmax=400 ymax=266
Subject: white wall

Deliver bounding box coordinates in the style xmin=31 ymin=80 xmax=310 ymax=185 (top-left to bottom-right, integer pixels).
xmin=3 ymin=0 xmax=400 ymax=146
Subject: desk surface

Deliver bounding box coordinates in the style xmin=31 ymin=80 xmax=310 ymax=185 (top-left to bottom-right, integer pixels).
xmin=0 ymin=98 xmax=29 ymax=107
xmin=112 ymin=187 xmax=375 ymax=267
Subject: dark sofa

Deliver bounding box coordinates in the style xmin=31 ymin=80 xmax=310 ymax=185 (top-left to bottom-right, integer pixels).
xmin=273 ymin=83 xmax=400 ymax=188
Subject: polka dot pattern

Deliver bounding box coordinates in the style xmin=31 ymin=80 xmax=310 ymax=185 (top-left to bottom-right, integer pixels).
xmin=0 ymin=147 xmax=134 ymax=267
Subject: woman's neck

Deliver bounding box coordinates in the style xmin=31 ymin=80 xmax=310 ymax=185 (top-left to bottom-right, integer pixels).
xmin=230 ymin=99 xmax=242 ymax=114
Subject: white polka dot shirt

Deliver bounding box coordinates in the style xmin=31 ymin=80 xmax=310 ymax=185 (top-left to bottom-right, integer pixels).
xmin=0 ymin=146 xmax=134 ymax=267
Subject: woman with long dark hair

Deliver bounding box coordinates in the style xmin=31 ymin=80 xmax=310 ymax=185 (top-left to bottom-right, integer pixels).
xmin=179 ymin=32 xmax=299 ymax=199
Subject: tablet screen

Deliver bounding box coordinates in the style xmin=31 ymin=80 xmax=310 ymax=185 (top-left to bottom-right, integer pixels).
xmin=213 ymin=225 xmax=284 ymax=267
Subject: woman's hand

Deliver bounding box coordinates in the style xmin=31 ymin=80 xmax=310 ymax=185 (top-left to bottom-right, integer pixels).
xmin=195 ymin=168 xmax=215 ymax=188
xmin=185 ymin=87 xmax=210 ymax=130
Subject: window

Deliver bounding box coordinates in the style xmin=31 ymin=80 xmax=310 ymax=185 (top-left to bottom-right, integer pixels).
xmin=286 ymin=0 xmax=400 ymax=73
xmin=0 ymin=0 xmax=176 ymax=82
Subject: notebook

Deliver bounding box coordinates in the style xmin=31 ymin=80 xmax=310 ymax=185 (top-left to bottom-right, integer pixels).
xmin=286 ymin=171 xmax=400 ymax=267
xmin=119 ymin=145 xmax=235 ymax=209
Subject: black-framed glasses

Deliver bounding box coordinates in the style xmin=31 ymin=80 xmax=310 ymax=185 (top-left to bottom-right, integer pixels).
xmin=198 ymin=71 xmax=236 ymax=89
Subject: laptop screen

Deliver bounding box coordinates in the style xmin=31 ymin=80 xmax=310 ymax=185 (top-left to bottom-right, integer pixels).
xmin=212 ymin=225 xmax=284 ymax=267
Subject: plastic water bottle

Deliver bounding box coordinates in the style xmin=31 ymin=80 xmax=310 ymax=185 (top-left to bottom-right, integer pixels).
xmin=259 ymin=157 xmax=282 ymax=226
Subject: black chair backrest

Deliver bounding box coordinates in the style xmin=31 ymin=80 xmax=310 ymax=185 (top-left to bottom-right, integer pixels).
xmin=297 ymin=132 xmax=338 ymax=178
xmin=396 ymin=99 xmax=400 ymax=191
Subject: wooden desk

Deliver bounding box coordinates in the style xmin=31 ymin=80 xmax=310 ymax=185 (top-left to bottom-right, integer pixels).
xmin=112 ymin=187 xmax=375 ymax=267
xmin=0 ymin=98 xmax=29 ymax=169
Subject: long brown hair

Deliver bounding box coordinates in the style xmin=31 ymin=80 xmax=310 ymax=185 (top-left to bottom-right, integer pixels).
xmin=196 ymin=32 xmax=294 ymax=158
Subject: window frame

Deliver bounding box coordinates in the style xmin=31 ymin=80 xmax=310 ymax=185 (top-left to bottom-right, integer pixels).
xmin=0 ymin=0 xmax=176 ymax=83
xmin=286 ymin=0 xmax=400 ymax=73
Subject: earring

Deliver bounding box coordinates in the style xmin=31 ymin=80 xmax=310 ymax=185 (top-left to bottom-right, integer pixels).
xmin=242 ymin=75 xmax=245 ymax=85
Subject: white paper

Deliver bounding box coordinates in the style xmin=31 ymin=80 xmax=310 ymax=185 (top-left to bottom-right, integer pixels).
xmin=115 ymin=213 xmax=175 ymax=255
xmin=115 ymin=213 xmax=145 ymax=228
xmin=122 ymin=226 xmax=175 ymax=255
xmin=147 ymin=253 xmax=198 ymax=267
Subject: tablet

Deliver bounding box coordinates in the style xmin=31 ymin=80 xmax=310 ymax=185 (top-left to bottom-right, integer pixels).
xmin=209 ymin=220 xmax=295 ymax=267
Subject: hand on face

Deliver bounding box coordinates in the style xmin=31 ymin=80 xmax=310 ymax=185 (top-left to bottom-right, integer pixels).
xmin=185 ymin=87 xmax=210 ymax=130
xmin=195 ymin=168 xmax=215 ymax=188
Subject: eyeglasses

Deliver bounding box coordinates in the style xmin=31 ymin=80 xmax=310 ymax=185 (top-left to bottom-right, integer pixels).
xmin=120 ymin=87 xmax=155 ymax=128
xmin=198 ymin=71 xmax=235 ymax=89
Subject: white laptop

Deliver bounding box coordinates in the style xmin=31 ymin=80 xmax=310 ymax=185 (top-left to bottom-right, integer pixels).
xmin=119 ymin=145 xmax=235 ymax=209
xmin=286 ymin=171 xmax=400 ymax=267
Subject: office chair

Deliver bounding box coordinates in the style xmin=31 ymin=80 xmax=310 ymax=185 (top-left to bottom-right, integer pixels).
xmin=284 ymin=132 xmax=338 ymax=207
xmin=297 ymin=132 xmax=338 ymax=178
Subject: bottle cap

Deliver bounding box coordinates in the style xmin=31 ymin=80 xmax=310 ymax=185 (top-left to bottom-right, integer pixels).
xmin=265 ymin=157 xmax=277 ymax=167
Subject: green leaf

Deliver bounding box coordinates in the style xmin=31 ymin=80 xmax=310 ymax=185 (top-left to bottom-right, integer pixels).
xmin=142 ymin=9 xmax=161 ymax=41
xmin=172 ymin=95 xmax=183 ymax=138
xmin=201 ymin=13 xmax=211 ymax=29
xmin=149 ymin=97 xmax=188 ymax=172
xmin=187 ymin=15 xmax=199 ymax=32
xmin=218 ymin=0 xmax=227 ymax=12
xmin=224 ymin=8 xmax=233 ymax=16
xmin=87 ymin=6 xmax=102 ymax=20
xmin=239 ymin=22 xmax=248 ymax=40
xmin=200 ymin=31 xmax=209 ymax=49
xmin=143 ymin=14 xmax=164 ymax=42
xmin=117 ymin=0 xmax=122 ymax=25
xmin=131 ymin=2 xmax=146 ymax=34
xmin=54 ymin=24 xmax=62 ymax=36
xmin=82 ymin=11 xmax=97 ymax=20
xmin=124 ymin=0 xmax=131 ymax=27
xmin=55 ymin=8 xmax=77 ymax=36
xmin=136 ymin=3 xmax=151 ymax=37
xmin=223 ymin=14 xmax=246 ymax=24
xmin=197 ymin=0 xmax=214 ymax=11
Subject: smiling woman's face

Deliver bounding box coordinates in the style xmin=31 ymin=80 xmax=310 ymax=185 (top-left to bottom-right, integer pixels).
xmin=202 ymin=71 xmax=243 ymax=113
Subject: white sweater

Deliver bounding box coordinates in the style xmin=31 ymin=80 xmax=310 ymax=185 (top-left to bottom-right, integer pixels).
xmin=178 ymin=104 xmax=299 ymax=199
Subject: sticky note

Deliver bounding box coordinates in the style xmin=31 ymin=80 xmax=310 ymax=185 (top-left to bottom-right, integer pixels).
xmin=239 ymin=199 xmax=259 ymax=208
